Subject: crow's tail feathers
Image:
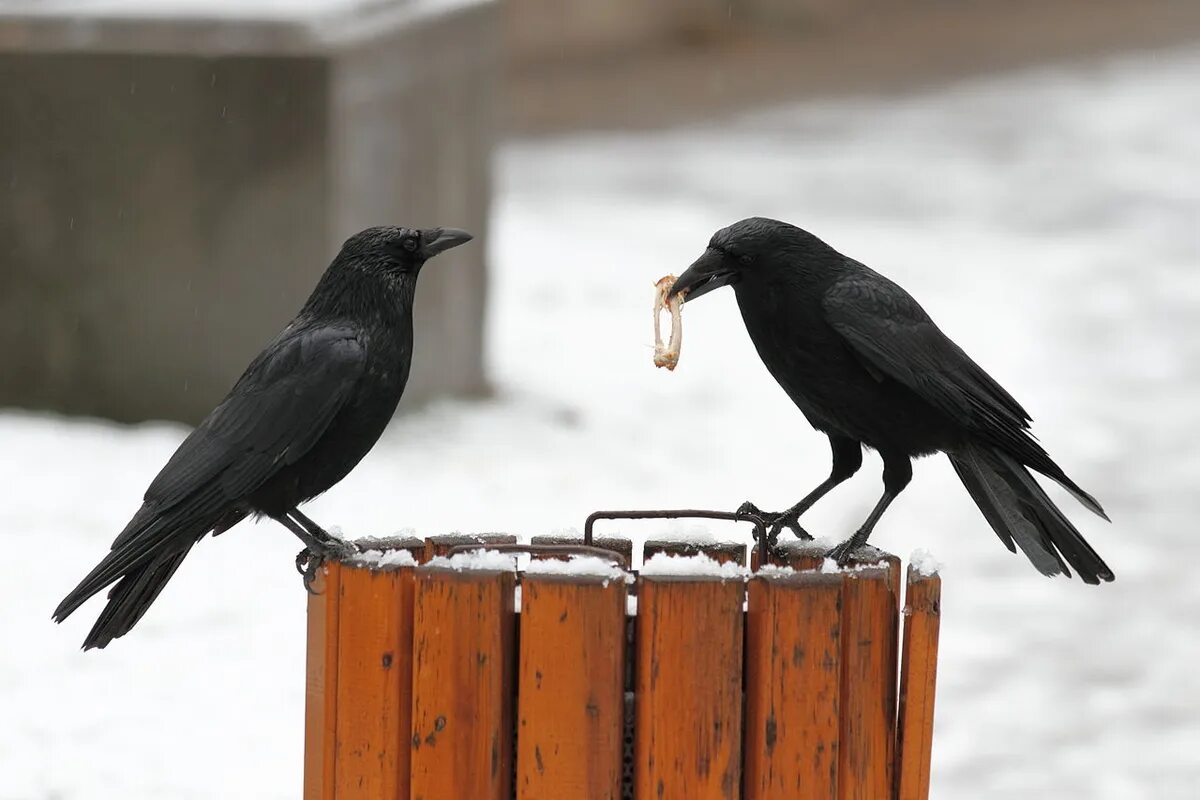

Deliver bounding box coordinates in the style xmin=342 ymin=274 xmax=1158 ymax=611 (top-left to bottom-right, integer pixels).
xmin=77 ymin=547 xmax=194 ymax=650
xmin=53 ymin=504 xmax=209 ymax=649
xmin=948 ymin=442 xmax=1113 ymax=584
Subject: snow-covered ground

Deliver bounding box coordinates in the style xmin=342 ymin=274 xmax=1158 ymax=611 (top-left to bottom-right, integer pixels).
xmin=3 ymin=47 xmax=1199 ymax=799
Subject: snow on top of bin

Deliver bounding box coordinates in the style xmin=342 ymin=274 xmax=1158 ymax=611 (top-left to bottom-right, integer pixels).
xmin=640 ymin=552 xmax=749 ymax=580
xmin=524 ymin=554 xmax=629 ymax=584
xmin=426 ymin=548 xmax=518 ymax=573
xmin=909 ymin=548 xmax=943 ymax=577
xmin=346 ymin=547 xmax=417 ymax=570
xmin=754 ymin=563 xmax=798 ymax=578
xmin=643 ymin=522 xmax=717 ymax=543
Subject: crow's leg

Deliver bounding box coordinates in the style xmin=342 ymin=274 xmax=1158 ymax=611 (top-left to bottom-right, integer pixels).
xmin=273 ymin=511 xmax=356 ymax=592
xmin=827 ymin=451 xmax=912 ymax=565
xmin=288 ymin=508 xmax=347 ymax=549
xmin=741 ymin=436 xmax=863 ymax=543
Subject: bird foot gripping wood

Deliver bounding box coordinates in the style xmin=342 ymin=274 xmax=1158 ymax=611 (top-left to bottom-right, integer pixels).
xmin=824 ymin=533 xmax=871 ymax=568
xmin=295 ymin=538 xmax=360 ymax=594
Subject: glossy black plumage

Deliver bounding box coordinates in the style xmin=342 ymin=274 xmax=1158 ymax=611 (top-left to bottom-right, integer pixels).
xmin=54 ymin=225 xmax=472 ymax=648
xmin=671 ymin=217 xmax=1112 ymax=582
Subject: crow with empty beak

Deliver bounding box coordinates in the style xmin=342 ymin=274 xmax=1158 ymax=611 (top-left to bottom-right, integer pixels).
xmin=670 ymin=217 xmax=1112 ymax=582
xmin=54 ymin=225 xmax=473 ymax=648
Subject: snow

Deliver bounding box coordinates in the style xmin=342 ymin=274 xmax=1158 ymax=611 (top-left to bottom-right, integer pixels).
xmin=641 ymin=523 xmax=718 ymax=543
xmin=640 ymin=552 xmax=750 ymax=580
xmin=345 ymin=547 xmax=417 ymax=570
xmin=424 ymin=549 xmax=518 ymax=573
xmin=911 ymin=548 xmax=944 ymax=578
xmin=754 ymin=563 xmax=797 ymax=578
xmin=4 ymin=47 xmax=1200 ymax=799
xmin=523 ymin=555 xmax=629 ymax=583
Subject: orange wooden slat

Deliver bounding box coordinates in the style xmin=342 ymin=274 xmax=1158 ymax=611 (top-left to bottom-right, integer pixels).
xmin=304 ymin=562 xmax=341 ymax=800
xmin=643 ymin=540 xmax=746 ymax=566
xmin=410 ymin=566 xmax=517 ymax=800
xmin=837 ymin=564 xmax=900 ymax=800
xmin=517 ymin=574 xmax=626 ymax=800
xmin=895 ymin=566 xmax=942 ymax=800
xmin=423 ymin=533 xmax=517 ymax=562
xmin=635 ymin=575 xmax=744 ymax=800
xmin=744 ymin=571 xmax=842 ymax=800
xmin=332 ymin=562 xmax=415 ymax=800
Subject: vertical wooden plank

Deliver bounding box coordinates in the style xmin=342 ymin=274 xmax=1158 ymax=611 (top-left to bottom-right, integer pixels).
xmin=642 ymin=540 xmax=746 ymax=566
xmin=423 ymin=533 xmax=518 ymax=561
xmin=332 ymin=563 xmax=415 ymax=799
xmin=895 ymin=567 xmax=942 ymax=800
xmin=837 ymin=565 xmax=899 ymax=800
xmin=410 ymin=566 xmax=517 ymax=800
xmin=304 ymin=562 xmax=341 ymax=800
xmin=744 ymin=571 xmax=842 ymax=800
xmin=635 ymin=575 xmax=744 ymax=800
xmin=517 ymin=574 xmax=626 ymax=799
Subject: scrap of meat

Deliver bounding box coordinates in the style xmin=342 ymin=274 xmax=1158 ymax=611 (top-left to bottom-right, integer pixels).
xmin=653 ymin=275 xmax=683 ymax=371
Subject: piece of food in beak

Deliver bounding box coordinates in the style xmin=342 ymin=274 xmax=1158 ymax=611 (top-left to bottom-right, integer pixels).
xmin=653 ymin=274 xmax=683 ymax=370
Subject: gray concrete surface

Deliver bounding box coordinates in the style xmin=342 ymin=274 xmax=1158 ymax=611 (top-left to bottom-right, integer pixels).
xmin=0 ymin=1 xmax=495 ymax=424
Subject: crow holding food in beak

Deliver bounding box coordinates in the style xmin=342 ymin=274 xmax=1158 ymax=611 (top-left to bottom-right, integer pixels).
xmin=54 ymin=225 xmax=473 ymax=648
xmin=670 ymin=217 xmax=1112 ymax=581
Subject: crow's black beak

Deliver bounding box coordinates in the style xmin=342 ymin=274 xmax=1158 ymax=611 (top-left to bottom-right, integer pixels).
xmin=422 ymin=227 xmax=473 ymax=258
xmin=669 ymin=248 xmax=737 ymax=302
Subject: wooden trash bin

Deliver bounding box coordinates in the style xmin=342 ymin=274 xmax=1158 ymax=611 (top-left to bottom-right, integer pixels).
xmin=304 ymin=536 xmax=942 ymax=799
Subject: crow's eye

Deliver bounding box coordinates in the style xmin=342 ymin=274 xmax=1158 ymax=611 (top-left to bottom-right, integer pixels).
xmin=401 ymin=236 xmax=419 ymax=253
xmin=739 ymin=253 xmax=752 ymax=266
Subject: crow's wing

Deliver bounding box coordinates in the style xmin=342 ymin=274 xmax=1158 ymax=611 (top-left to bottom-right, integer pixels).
xmin=822 ymin=272 xmax=1032 ymax=438
xmin=822 ymin=273 xmax=1107 ymax=518
xmin=132 ymin=323 xmax=366 ymax=526
xmin=53 ymin=323 xmax=368 ymax=623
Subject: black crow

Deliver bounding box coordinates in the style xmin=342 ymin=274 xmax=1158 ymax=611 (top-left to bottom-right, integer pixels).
xmin=54 ymin=225 xmax=473 ymax=648
xmin=669 ymin=217 xmax=1112 ymax=582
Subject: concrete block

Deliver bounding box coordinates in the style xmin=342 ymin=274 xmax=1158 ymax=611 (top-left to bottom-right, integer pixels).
xmin=0 ymin=0 xmax=496 ymax=423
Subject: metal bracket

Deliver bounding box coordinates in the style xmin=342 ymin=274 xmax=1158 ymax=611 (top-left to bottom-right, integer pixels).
xmin=444 ymin=542 xmax=630 ymax=570
xmin=583 ymin=509 xmax=769 ymax=551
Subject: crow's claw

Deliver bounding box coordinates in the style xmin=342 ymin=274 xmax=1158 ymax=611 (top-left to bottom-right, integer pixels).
xmin=301 ymin=555 xmax=323 ymax=594
xmin=824 ymin=539 xmax=860 ymax=567
xmin=737 ymin=500 xmax=814 ymax=543
xmin=295 ymin=537 xmax=359 ymax=594
xmin=736 ymin=501 xmax=766 ymax=519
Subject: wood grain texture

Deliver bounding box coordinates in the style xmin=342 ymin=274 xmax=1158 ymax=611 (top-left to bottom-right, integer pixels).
xmin=517 ymin=574 xmax=626 ymax=799
xmin=635 ymin=575 xmax=745 ymax=800
xmin=744 ymin=571 xmax=842 ymax=800
xmin=410 ymin=566 xmax=517 ymax=800
xmin=304 ymin=562 xmax=341 ymax=800
xmin=837 ymin=565 xmax=900 ymax=800
xmin=332 ymin=564 xmax=415 ymax=800
xmin=895 ymin=567 xmax=941 ymax=800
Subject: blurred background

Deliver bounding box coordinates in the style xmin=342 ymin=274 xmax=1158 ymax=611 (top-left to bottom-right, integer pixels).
xmin=2 ymin=1 xmax=1198 ymax=797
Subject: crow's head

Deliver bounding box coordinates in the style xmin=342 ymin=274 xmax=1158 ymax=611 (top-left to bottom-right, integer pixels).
xmin=338 ymin=226 xmax=474 ymax=277
xmin=669 ymin=217 xmax=817 ymax=302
